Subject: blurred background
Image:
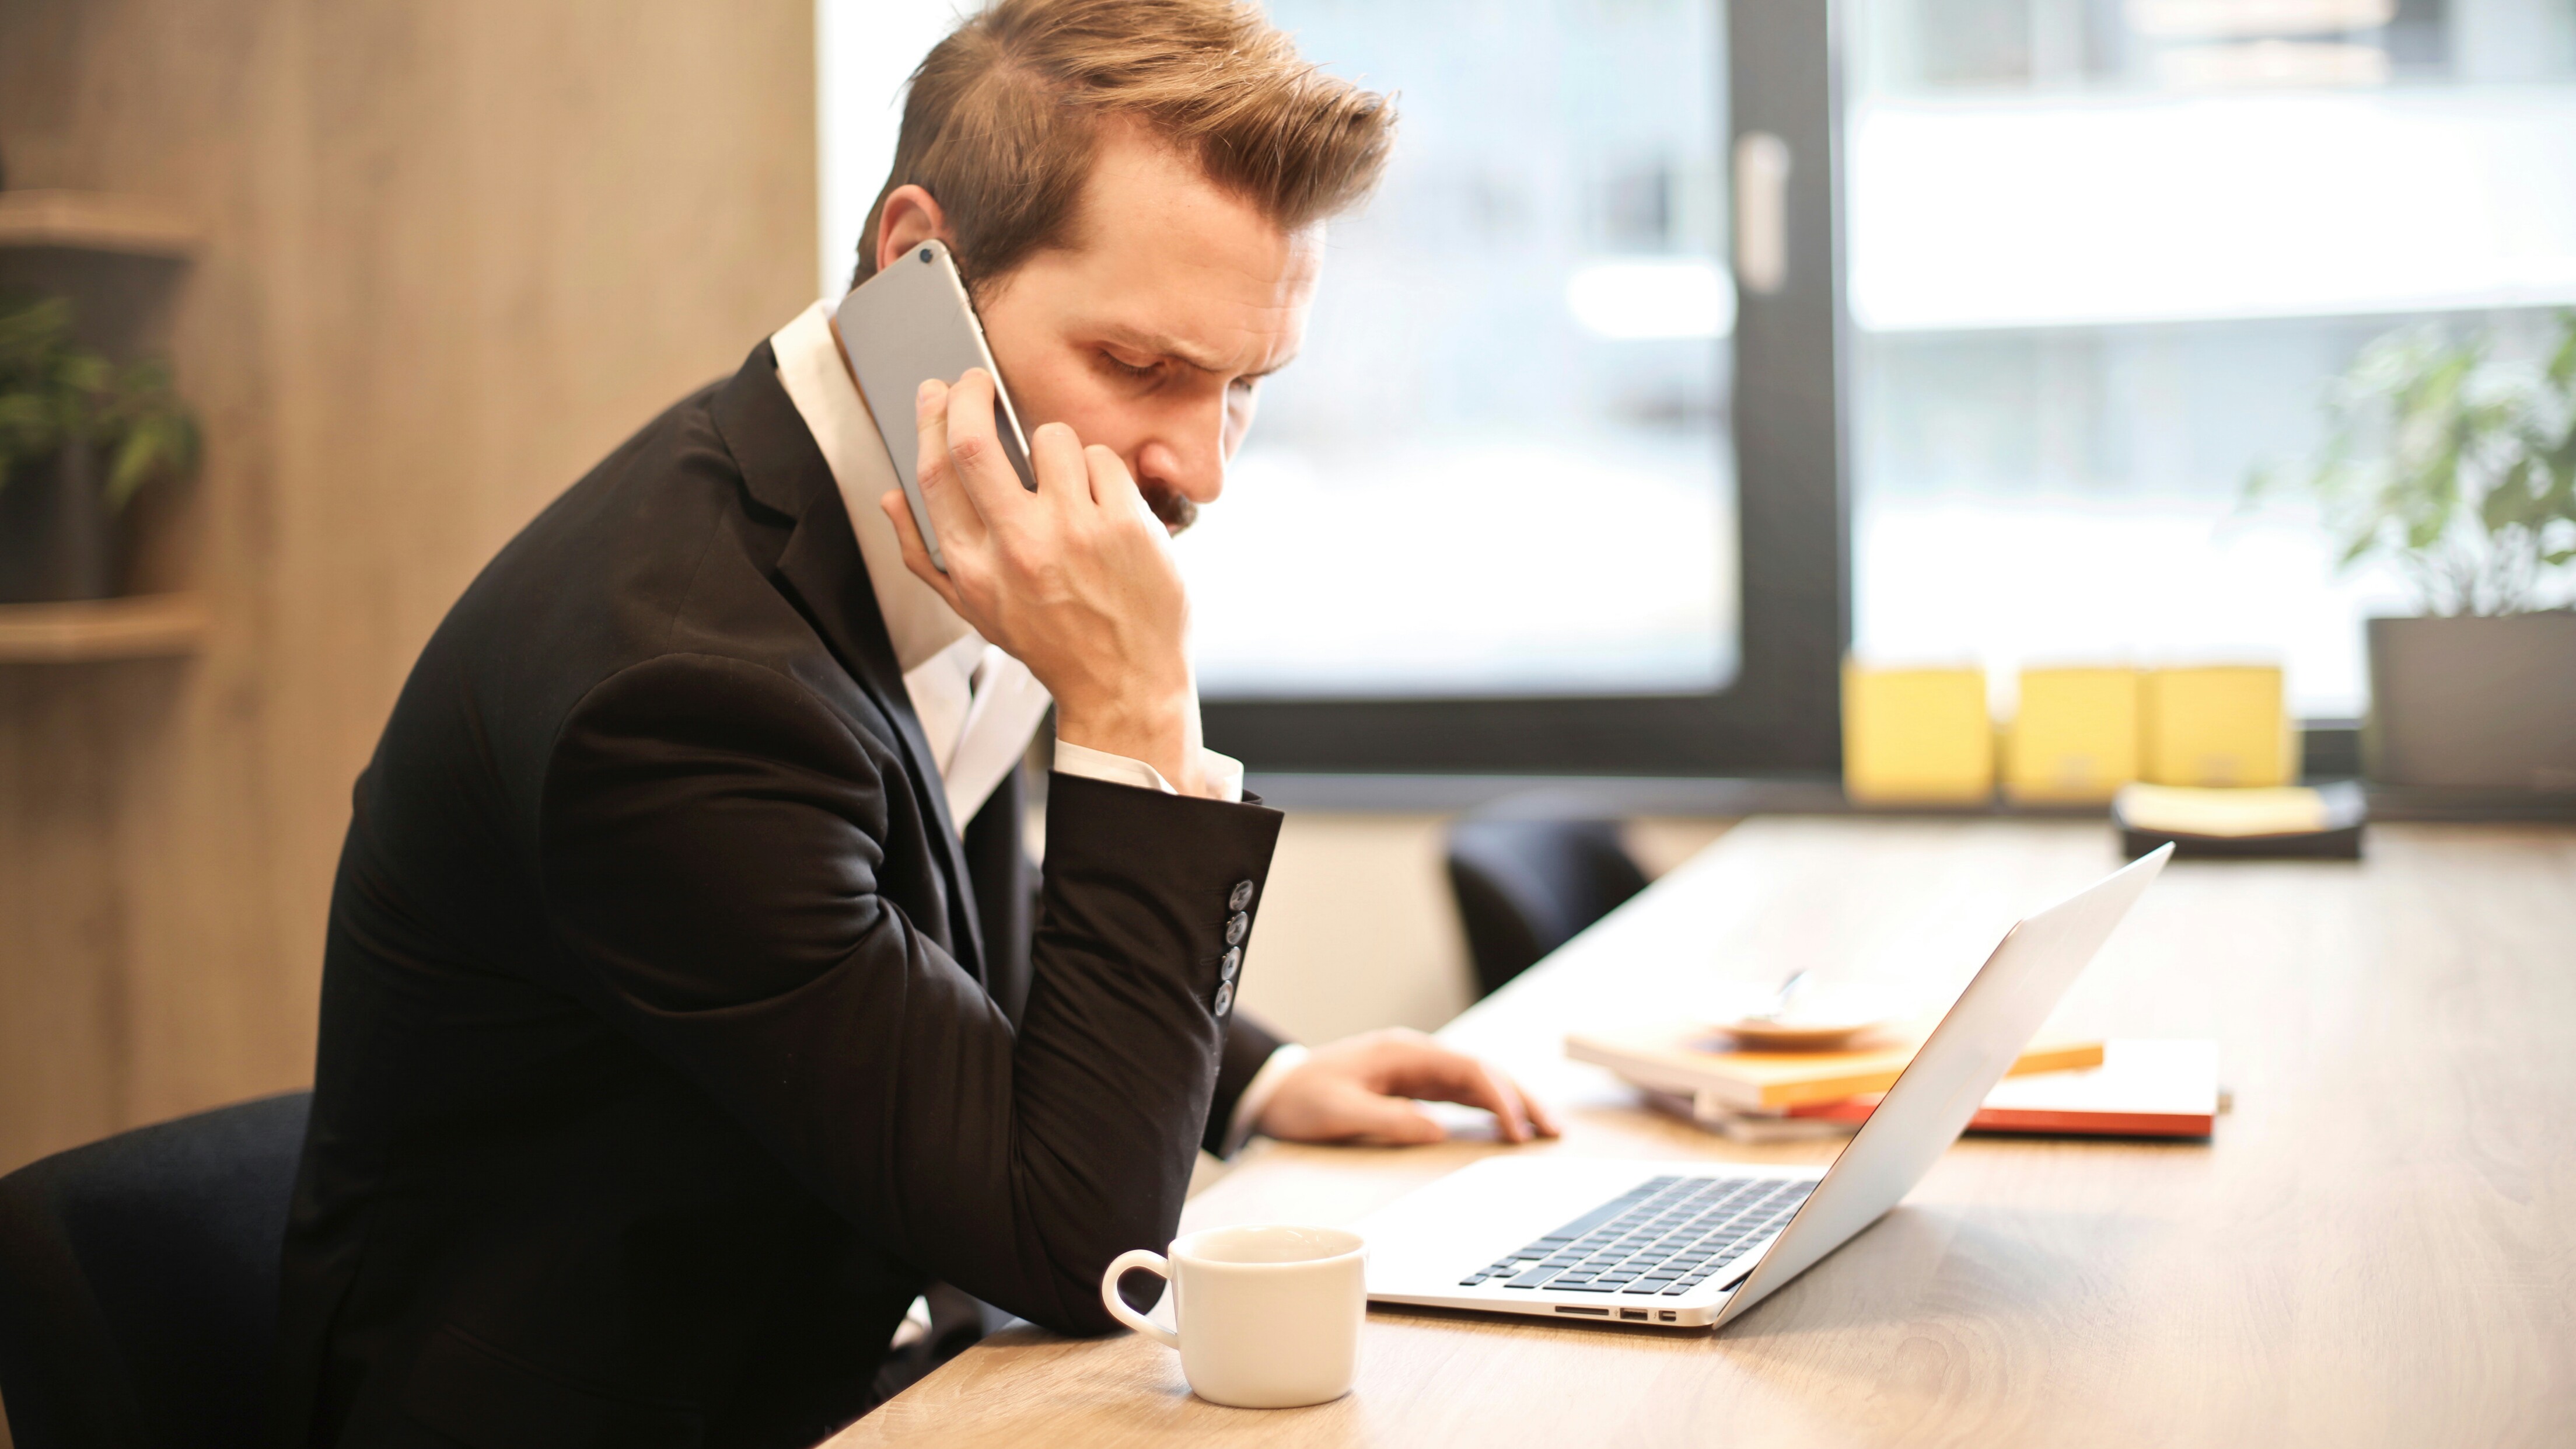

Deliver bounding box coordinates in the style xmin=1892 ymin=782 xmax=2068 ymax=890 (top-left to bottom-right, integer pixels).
xmin=3 ymin=0 xmax=2572 ymax=1197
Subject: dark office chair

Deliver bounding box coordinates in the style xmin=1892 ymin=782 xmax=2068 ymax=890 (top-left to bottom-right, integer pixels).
xmin=0 ymin=1091 xmax=312 ymax=1449
xmin=1444 ymin=816 xmax=1649 ymax=999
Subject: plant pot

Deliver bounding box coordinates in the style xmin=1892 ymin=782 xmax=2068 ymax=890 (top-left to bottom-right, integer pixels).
xmin=2364 ymin=613 xmax=2576 ymax=791
xmin=0 ymin=437 xmax=118 ymax=603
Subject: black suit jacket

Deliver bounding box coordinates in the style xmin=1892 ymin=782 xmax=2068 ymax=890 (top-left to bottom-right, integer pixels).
xmin=272 ymin=344 xmax=1287 ymax=1449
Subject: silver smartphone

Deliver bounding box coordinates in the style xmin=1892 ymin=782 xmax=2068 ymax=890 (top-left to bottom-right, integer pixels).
xmin=835 ymin=239 xmax=1038 ymax=573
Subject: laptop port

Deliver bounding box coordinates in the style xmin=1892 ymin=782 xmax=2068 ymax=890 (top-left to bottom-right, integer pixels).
xmin=1658 ymin=1310 xmax=1677 ymax=1322
xmin=1553 ymin=1305 xmax=1609 ymax=1316
xmin=1619 ymin=1308 xmax=1648 ymax=1321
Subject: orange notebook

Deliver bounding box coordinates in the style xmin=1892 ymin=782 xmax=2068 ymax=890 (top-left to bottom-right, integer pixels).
xmin=1565 ymin=1024 xmax=2105 ymax=1112
xmin=1792 ymin=1039 xmax=2219 ymax=1138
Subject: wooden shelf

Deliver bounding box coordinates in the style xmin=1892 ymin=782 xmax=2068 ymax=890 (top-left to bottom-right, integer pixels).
xmin=0 ymin=593 xmax=208 ymax=662
xmin=0 ymin=190 xmax=202 ymax=259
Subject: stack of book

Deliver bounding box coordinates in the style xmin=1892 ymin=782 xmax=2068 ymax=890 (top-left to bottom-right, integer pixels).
xmin=1565 ymin=1026 xmax=2219 ymax=1143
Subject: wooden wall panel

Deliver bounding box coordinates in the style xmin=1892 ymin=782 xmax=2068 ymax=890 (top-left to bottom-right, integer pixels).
xmin=0 ymin=0 xmax=817 ymax=1174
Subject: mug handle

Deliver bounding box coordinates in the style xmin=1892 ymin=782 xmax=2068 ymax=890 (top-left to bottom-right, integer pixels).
xmin=1100 ymin=1249 xmax=1182 ymax=1349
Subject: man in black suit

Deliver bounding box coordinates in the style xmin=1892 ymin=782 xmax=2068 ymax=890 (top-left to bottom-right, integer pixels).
xmin=272 ymin=2 xmax=1556 ymax=1445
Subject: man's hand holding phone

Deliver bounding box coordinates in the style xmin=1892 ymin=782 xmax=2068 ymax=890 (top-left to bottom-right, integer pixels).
xmin=885 ymin=368 xmax=1210 ymax=798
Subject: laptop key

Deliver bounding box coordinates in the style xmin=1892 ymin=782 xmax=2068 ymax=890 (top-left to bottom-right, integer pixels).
xmin=1536 ymin=1200 xmax=1653 ymax=1247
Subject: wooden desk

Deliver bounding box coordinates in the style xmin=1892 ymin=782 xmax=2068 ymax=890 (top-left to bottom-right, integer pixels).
xmin=832 ymin=818 xmax=2576 ymax=1447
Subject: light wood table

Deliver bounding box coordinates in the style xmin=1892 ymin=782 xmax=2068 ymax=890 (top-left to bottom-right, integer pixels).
xmin=833 ymin=818 xmax=2576 ymax=1448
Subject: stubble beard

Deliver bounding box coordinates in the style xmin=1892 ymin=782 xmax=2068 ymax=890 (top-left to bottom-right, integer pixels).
xmin=1145 ymin=484 xmax=1198 ymax=535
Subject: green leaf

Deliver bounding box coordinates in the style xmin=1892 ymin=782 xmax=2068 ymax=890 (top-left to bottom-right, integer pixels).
xmin=2548 ymin=309 xmax=2576 ymax=390
xmin=2267 ymin=315 xmax=2576 ymax=611
xmin=0 ymin=292 xmax=200 ymax=509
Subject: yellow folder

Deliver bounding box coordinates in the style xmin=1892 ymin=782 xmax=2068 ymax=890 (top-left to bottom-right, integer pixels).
xmin=2005 ymin=667 xmax=2141 ymax=804
xmin=1842 ymin=662 xmax=1993 ymax=805
xmin=2141 ymin=665 xmax=2292 ymax=788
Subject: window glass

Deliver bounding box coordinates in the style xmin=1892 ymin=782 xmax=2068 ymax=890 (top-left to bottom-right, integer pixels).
xmin=1182 ymin=0 xmax=1739 ymax=699
xmin=1846 ymin=0 xmax=2576 ymax=717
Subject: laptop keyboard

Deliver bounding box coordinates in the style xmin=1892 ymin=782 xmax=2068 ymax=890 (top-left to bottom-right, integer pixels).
xmin=1458 ymin=1174 xmax=1816 ymax=1297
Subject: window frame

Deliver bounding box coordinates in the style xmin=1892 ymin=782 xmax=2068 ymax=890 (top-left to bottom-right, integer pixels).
xmin=1201 ymin=1 xmax=1851 ymax=776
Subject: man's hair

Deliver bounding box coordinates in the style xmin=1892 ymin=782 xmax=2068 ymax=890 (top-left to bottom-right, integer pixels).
xmin=852 ymin=0 xmax=1395 ymax=292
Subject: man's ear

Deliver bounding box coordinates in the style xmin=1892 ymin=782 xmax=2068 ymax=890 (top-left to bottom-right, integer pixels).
xmin=875 ymin=185 xmax=954 ymax=276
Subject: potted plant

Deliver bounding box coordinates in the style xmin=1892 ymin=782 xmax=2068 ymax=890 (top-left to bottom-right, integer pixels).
xmin=2252 ymin=311 xmax=2576 ymax=793
xmin=0 ymin=292 xmax=199 ymax=603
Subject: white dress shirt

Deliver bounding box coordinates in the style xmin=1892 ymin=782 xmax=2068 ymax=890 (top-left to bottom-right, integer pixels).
xmin=767 ymin=301 xmax=1284 ymax=1147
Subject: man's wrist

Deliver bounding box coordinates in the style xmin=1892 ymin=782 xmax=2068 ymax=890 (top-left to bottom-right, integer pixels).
xmin=1226 ymin=1043 xmax=1310 ymax=1154
xmin=1055 ymin=693 xmax=1202 ymax=797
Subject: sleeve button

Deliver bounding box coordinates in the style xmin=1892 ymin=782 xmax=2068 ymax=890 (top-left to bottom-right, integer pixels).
xmin=1228 ymin=880 xmax=1255 ymax=912
xmin=1219 ymin=947 xmax=1242 ymax=982
xmin=1212 ymin=980 xmax=1235 ymax=1016
xmin=1225 ymin=911 xmax=1249 ymax=945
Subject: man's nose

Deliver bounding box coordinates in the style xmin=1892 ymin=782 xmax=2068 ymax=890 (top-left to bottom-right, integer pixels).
xmin=1135 ymin=399 xmax=1228 ymax=505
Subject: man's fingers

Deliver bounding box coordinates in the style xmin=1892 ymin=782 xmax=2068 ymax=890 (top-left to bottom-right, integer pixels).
xmin=1479 ymin=1066 xmax=1560 ymax=1140
xmin=1327 ymin=1087 xmax=1448 ymax=1146
xmin=940 ymin=369 xmax=1031 ymax=518
xmin=911 ymin=379 xmax=990 ymax=551
xmin=880 ymin=491 xmax=966 ymax=612
xmin=1256 ymin=1036 xmax=1563 ymax=1148
xmin=1519 ymin=1074 xmax=1564 ymax=1139
xmin=1481 ymin=1065 xmax=1538 ymax=1143
xmin=1029 ymin=421 xmax=1088 ymax=509
xmin=1434 ymin=1059 xmax=1537 ymax=1143
xmin=1379 ymin=1042 xmax=1559 ymax=1144
xmin=1083 ymin=442 xmax=1154 ymax=524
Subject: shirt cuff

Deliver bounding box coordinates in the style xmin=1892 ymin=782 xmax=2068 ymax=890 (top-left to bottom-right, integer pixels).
xmin=1053 ymin=739 xmax=1246 ymax=803
xmin=1219 ymin=1043 xmax=1310 ymax=1156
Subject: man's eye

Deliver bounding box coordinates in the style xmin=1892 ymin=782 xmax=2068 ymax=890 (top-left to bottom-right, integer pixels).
xmin=1103 ymin=352 xmax=1158 ymax=380
xmin=1229 ymin=376 xmax=1259 ymax=395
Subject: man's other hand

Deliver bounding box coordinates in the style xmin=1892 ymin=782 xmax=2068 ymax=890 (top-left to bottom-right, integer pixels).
xmin=1256 ymin=1029 xmax=1562 ymax=1146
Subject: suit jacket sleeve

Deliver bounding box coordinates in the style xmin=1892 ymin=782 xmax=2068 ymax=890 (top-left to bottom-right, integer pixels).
xmin=537 ymin=653 xmax=1282 ymax=1336
xmin=980 ymin=763 xmax=1284 ymax=1159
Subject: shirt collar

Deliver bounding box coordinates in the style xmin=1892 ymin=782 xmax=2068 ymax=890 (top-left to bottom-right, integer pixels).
xmin=768 ymin=299 xmax=975 ymax=674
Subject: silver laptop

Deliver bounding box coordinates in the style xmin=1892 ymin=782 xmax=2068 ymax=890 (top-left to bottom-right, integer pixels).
xmin=1359 ymin=844 xmax=2173 ymax=1329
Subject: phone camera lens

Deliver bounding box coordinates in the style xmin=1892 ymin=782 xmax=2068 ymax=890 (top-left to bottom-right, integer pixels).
xmin=919 ymin=247 xmax=933 ymax=263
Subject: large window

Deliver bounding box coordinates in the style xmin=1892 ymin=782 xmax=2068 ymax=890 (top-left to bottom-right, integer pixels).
xmin=1844 ymin=0 xmax=2576 ymax=718
xmin=1181 ymin=0 xmax=1738 ymax=699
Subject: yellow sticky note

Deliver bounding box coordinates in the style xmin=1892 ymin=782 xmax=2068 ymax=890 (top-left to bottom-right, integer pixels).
xmin=2114 ymin=784 xmax=2328 ymax=837
xmin=2005 ymin=667 xmax=2141 ymax=804
xmin=1843 ymin=662 xmax=1993 ymax=804
xmin=2141 ymin=666 xmax=2291 ymax=788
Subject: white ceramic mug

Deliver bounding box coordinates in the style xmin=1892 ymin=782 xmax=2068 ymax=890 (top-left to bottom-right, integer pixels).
xmin=1100 ymin=1224 xmax=1366 ymax=1409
